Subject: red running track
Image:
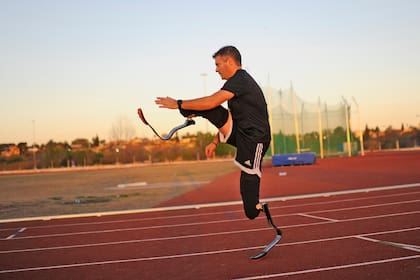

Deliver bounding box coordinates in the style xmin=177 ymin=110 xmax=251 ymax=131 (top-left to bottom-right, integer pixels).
xmin=0 ymin=151 xmax=419 ymax=279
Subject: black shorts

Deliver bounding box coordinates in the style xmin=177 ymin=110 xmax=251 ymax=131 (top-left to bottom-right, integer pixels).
xmin=224 ymin=124 xmax=270 ymax=177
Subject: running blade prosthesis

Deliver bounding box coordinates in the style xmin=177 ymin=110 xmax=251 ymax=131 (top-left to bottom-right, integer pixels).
xmin=137 ymin=108 xmax=195 ymax=141
xmin=250 ymin=203 xmax=282 ymax=259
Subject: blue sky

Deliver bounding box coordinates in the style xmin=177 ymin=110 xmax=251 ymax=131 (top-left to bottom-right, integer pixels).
xmin=1 ymin=0 xmax=419 ymax=144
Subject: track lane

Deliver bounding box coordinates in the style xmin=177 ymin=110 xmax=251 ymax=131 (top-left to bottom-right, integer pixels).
xmin=0 ymin=189 xmax=419 ymax=279
xmin=1 ymin=150 xmax=419 ymax=280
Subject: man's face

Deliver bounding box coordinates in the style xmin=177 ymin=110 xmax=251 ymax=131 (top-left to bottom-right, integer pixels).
xmin=214 ymin=55 xmax=230 ymax=80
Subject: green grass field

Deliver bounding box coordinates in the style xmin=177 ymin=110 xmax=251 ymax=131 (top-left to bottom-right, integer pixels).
xmin=0 ymin=160 xmax=236 ymax=220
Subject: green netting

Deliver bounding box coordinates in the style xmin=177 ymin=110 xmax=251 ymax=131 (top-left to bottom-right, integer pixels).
xmin=264 ymin=85 xmax=354 ymax=157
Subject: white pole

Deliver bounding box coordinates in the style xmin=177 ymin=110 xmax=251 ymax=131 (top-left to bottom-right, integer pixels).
xmin=318 ymin=97 xmax=324 ymax=159
xmin=280 ymin=90 xmax=286 ymax=153
xmin=352 ymin=96 xmax=365 ymax=156
xmin=32 ymin=120 xmax=37 ymax=169
xmin=291 ymin=82 xmax=300 ymax=154
xmin=342 ymin=97 xmax=352 ymax=157
xmin=300 ymin=103 xmax=305 ymax=149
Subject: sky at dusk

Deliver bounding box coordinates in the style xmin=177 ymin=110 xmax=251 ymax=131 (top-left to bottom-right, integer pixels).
xmin=1 ymin=0 xmax=419 ymax=144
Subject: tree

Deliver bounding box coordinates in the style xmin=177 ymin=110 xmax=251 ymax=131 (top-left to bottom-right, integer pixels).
xmin=195 ymin=132 xmax=214 ymax=160
xmin=110 ymin=115 xmax=136 ymax=143
xmin=72 ymin=138 xmax=89 ymax=148
xmin=17 ymin=142 xmax=28 ymax=154
xmin=44 ymin=140 xmax=67 ymax=168
xmin=91 ymin=135 xmax=100 ymax=147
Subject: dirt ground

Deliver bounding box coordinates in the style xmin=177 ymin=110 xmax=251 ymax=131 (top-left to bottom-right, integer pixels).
xmin=0 ymin=160 xmax=236 ymax=220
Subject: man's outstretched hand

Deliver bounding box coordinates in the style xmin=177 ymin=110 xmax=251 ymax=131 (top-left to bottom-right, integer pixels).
xmin=155 ymin=96 xmax=177 ymax=109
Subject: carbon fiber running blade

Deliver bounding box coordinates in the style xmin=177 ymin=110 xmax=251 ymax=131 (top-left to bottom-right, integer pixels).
xmin=250 ymin=203 xmax=282 ymax=259
xmin=137 ymin=108 xmax=149 ymax=125
xmin=250 ymin=234 xmax=281 ymax=260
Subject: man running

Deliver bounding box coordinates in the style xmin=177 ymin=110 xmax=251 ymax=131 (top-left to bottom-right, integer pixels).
xmin=155 ymin=46 xmax=271 ymax=220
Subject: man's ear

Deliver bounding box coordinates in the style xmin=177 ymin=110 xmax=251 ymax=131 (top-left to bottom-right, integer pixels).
xmin=226 ymin=56 xmax=235 ymax=66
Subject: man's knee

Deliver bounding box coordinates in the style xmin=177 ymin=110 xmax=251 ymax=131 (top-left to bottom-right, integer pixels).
xmin=240 ymin=172 xmax=261 ymax=220
xmin=244 ymin=205 xmax=261 ymax=220
xmin=179 ymin=106 xmax=228 ymax=129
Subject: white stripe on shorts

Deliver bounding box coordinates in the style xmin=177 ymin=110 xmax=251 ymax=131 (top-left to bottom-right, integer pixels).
xmin=234 ymin=143 xmax=264 ymax=177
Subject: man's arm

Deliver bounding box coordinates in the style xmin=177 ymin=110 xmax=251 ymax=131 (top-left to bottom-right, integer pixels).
xmin=155 ymin=90 xmax=234 ymax=110
xmin=205 ymin=132 xmax=220 ymax=158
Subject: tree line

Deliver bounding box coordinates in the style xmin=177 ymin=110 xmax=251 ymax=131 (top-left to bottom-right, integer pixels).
xmin=0 ymin=132 xmax=236 ymax=171
xmin=1 ymin=124 xmax=419 ymax=171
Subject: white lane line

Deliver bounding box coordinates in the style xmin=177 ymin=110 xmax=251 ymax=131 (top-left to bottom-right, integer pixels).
xmin=298 ymin=213 xmax=339 ymax=222
xmin=5 ymin=228 xmax=26 ymax=240
xmin=1 ymin=227 xmax=419 ymax=274
xmin=0 ymin=246 xmax=252 ymax=274
xmin=356 ymin=236 xmax=420 ymax=253
xmin=0 ymin=227 xmax=267 ymax=254
xmin=2 ymin=199 xmax=419 ymax=241
xmin=1 ymin=215 xmax=419 ymax=255
xmin=233 ymin=255 xmax=420 ymax=280
xmin=1 ymin=182 xmax=419 ymax=224
xmin=1 ymin=185 xmax=419 ymax=233
xmin=3 ymin=196 xmax=419 ymax=241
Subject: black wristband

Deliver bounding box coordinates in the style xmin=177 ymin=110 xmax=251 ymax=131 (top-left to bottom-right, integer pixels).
xmin=177 ymin=99 xmax=183 ymax=110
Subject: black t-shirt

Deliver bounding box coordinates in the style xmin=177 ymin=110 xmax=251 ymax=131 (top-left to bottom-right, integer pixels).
xmin=221 ymin=69 xmax=271 ymax=142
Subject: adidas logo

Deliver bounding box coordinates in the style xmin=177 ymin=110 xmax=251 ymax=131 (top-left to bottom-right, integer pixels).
xmin=244 ymin=160 xmax=251 ymax=167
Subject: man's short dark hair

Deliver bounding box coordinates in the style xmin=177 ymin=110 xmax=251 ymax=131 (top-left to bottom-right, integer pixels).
xmin=213 ymin=46 xmax=242 ymax=66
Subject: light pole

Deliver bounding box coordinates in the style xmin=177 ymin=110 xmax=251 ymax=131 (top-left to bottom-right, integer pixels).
xmin=352 ymin=96 xmax=365 ymax=156
xmin=342 ymin=97 xmax=352 ymax=157
xmin=32 ymin=120 xmax=37 ymax=169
